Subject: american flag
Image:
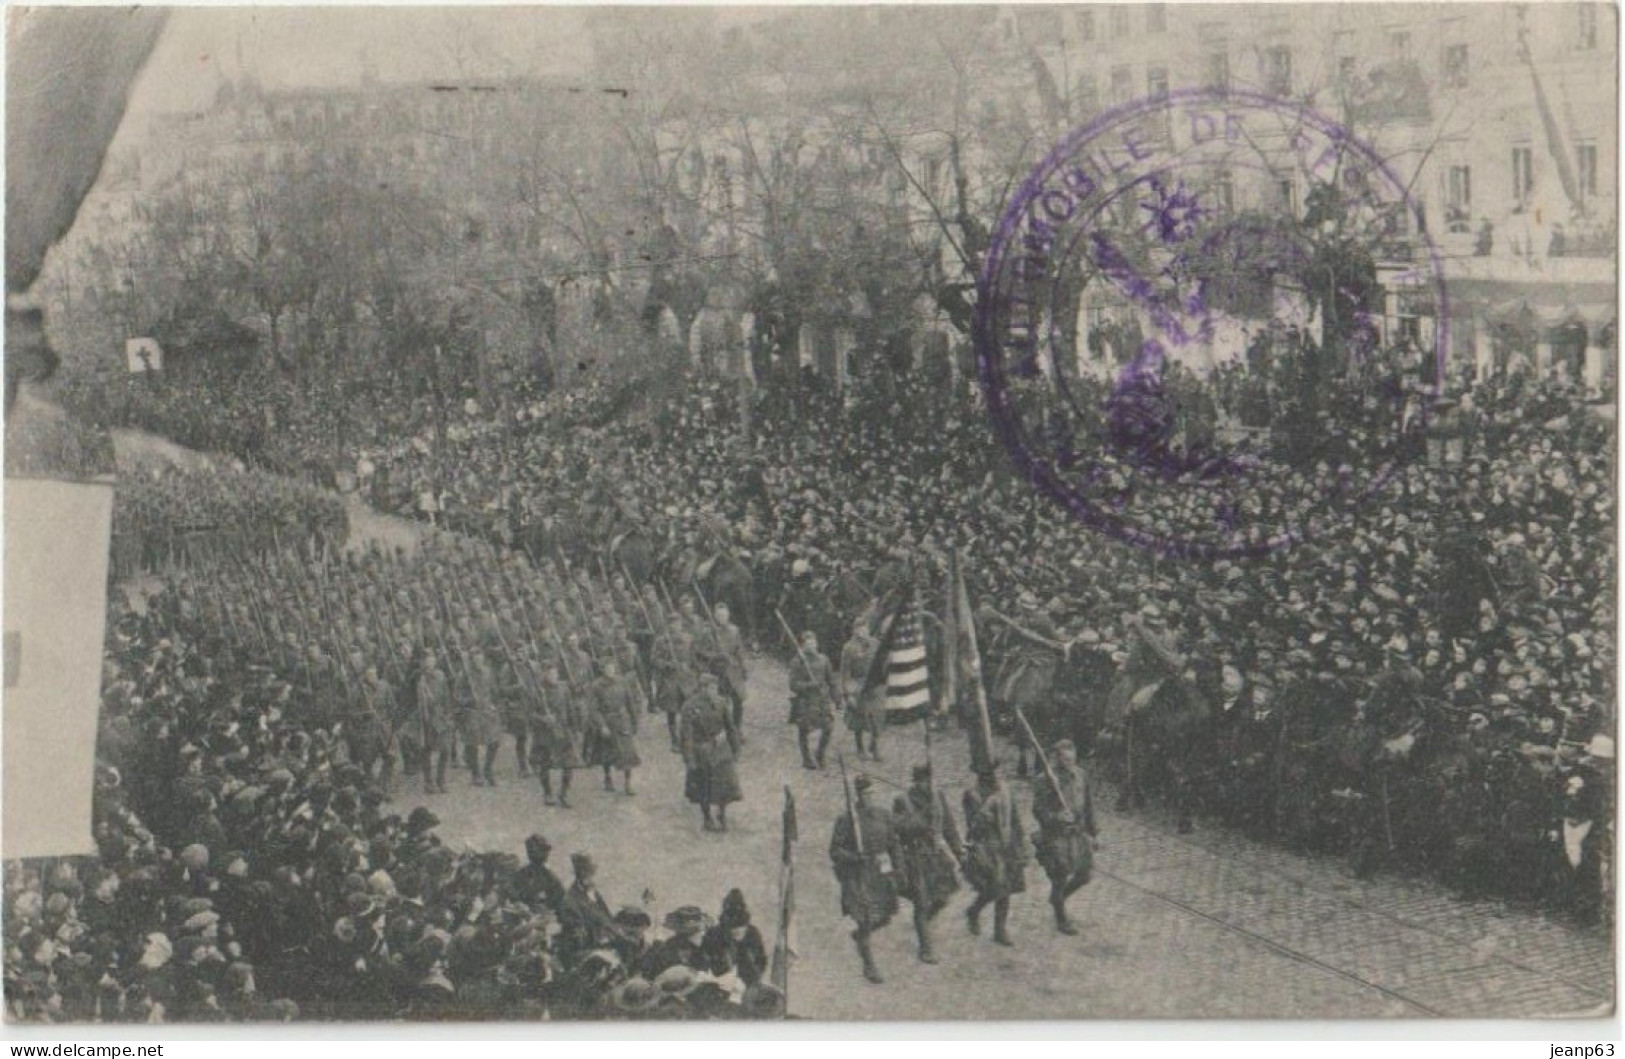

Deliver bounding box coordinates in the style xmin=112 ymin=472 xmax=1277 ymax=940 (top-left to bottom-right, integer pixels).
xmin=883 ymin=594 xmax=932 ymax=716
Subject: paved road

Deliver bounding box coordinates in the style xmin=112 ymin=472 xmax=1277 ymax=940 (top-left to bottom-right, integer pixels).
xmin=103 ymin=418 xmax=1613 ymax=1021
xmin=392 ymin=655 xmax=1613 ymax=1021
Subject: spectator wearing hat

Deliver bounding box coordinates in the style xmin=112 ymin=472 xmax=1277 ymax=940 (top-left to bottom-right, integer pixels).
xmin=701 ymin=889 xmax=768 ymax=987
xmin=891 ymin=764 xmax=962 ymax=964
xmin=610 ymin=906 xmax=654 ymax=972
xmin=1031 ymin=739 xmax=1098 ymax=936
xmin=609 ymin=975 xmax=660 ymax=1020
xmin=829 ymin=773 xmax=902 ymax=984
xmin=557 ymin=854 xmax=622 ymax=966
xmin=506 ymin=835 xmax=565 ymax=917
xmin=641 ymin=906 xmax=711 ymax=979
xmin=962 ymin=760 xmax=1025 ymax=947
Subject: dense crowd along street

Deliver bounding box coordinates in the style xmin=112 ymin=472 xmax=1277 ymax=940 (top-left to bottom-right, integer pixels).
xmin=4 ymin=2 xmax=1615 ymax=1028
xmin=6 ymin=329 xmax=1614 ymax=1021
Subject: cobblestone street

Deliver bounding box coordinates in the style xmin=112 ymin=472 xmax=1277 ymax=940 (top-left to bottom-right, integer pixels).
xmin=401 ymin=650 xmax=1614 ymax=1021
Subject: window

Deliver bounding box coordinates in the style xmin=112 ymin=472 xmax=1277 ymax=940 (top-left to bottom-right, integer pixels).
xmin=1265 ymin=46 xmax=1293 ymax=95
xmin=1076 ymin=74 xmax=1100 ymax=115
xmin=1111 ymin=7 xmax=1131 ymax=38
xmin=1579 ymin=4 xmax=1598 ymax=49
xmin=1147 ymin=4 xmax=1167 ymax=33
xmin=1390 ymin=30 xmax=1412 ymax=61
xmin=1212 ymin=169 xmax=1235 ymax=214
xmin=1577 ymin=143 xmax=1598 ymax=199
xmin=1339 ymin=55 xmax=1359 ymax=84
xmin=1278 ymin=179 xmax=1298 ymax=216
xmin=1445 ymin=165 xmax=1472 ymax=232
xmin=1147 ymin=66 xmax=1169 ymax=100
xmin=924 ymin=157 xmax=943 ymax=191
xmin=1439 ymin=46 xmax=1480 ymax=97
xmin=1511 ymin=146 xmax=1534 ymax=205
xmin=1111 ymin=66 xmax=1134 ymax=104
xmin=1205 ymin=49 xmax=1231 ymax=92
xmin=1078 ymin=11 xmax=1095 ymax=41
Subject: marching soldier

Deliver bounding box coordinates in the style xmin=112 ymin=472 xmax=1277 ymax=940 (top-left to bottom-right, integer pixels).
xmin=1031 ymin=738 xmax=1098 ymax=936
xmin=962 ymin=761 xmax=1025 ymax=947
xmin=679 ymin=672 xmax=743 ymax=832
xmin=892 ymin=764 xmax=962 ymax=964
xmin=461 ymin=651 xmax=504 ymax=787
xmin=710 ymin=603 xmax=749 ymax=735
xmin=589 ymin=658 xmax=641 ymax=796
xmin=829 ymin=773 xmax=903 ymax=984
xmin=411 ymin=648 xmax=453 ymax=795
xmin=494 ymin=648 xmax=530 ymax=778
xmin=350 ymin=665 xmax=398 ymax=789
xmin=533 ymin=664 xmax=583 ymax=808
xmin=653 ymin=622 xmax=697 ymax=751
xmin=789 ymin=629 xmax=837 ymax=770
xmin=841 ymin=618 xmax=883 ymax=761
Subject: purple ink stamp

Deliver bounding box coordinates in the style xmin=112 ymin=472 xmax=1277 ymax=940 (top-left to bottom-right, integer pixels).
xmin=976 ymin=88 xmax=1448 ymax=561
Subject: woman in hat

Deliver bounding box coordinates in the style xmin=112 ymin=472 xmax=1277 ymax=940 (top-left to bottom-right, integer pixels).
xmin=640 ymin=905 xmax=712 ymax=979
xmin=701 ymin=888 xmax=767 ymax=987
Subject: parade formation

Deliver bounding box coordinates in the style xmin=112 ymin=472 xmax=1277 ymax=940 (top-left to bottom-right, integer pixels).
xmin=4 ymin=3 xmax=1616 ymax=1027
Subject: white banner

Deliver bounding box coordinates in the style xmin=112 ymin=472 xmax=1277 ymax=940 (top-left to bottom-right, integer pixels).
xmin=3 ymin=477 xmax=114 ymax=859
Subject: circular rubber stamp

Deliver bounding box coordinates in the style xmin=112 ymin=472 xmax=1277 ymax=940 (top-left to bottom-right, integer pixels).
xmin=976 ymin=88 xmax=1448 ymax=561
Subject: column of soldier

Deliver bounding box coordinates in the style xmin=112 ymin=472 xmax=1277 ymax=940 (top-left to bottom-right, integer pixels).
xmin=112 ymin=464 xmax=350 ymax=579
xmin=164 ymin=531 xmax=751 ymax=831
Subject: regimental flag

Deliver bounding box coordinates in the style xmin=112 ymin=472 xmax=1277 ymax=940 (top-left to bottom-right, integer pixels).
xmin=769 ymin=787 xmax=798 ymax=1001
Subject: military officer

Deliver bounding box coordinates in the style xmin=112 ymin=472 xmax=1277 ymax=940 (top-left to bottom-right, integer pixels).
xmin=679 ymin=672 xmax=743 ymax=832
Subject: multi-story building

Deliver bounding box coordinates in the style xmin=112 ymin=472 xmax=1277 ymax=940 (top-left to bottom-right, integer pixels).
xmin=59 ymin=5 xmax=1615 ymax=393
xmin=1015 ymin=2 xmax=1616 ymax=390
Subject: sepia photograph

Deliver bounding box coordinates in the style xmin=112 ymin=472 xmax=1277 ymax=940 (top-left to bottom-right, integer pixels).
xmin=2 ymin=3 xmax=1616 ymax=1025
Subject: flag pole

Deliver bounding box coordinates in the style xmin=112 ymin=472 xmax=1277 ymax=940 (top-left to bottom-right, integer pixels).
xmin=955 ymin=549 xmax=997 ymax=770
xmin=770 ymin=784 xmax=798 ymax=1013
